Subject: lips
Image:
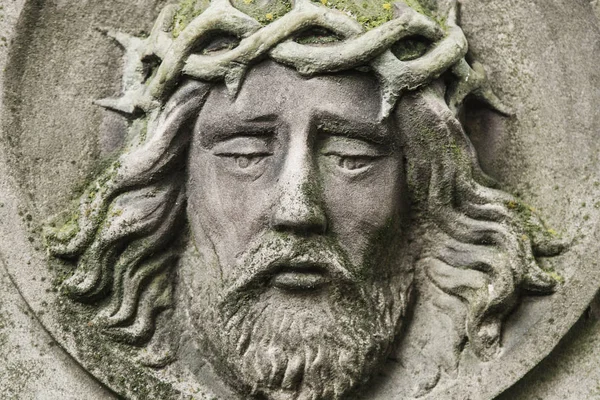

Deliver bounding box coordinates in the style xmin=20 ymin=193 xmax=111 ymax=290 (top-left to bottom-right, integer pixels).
xmin=270 ymin=263 xmax=331 ymax=291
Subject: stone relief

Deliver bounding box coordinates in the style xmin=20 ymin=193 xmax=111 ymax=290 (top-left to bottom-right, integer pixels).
xmin=41 ymin=0 xmax=567 ymax=398
xmin=2 ymin=0 xmax=599 ymax=399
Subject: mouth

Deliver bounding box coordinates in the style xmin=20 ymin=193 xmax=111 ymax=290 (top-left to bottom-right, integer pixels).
xmin=269 ymin=263 xmax=331 ymax=291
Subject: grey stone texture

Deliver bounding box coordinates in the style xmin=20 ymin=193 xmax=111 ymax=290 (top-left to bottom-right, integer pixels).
xmin=0 ymin=0 xmax=599 ymax=399
xmin=0 ymin=0 xmax=116 ymax=398
xmin=0 ymin=268 xmax=116 ymax=399
xmin=499 ymin=3 xmax=600 ymax=397
xmin=499 ymin=305 xmax=600 ymax=400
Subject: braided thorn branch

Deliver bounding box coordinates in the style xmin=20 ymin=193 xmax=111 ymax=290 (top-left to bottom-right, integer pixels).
xmin=183 ymin=0 xmax=363 ymax=92
xmin=270 ymin=1 xmax=442 ymax=75
xmin=148 ymin=0 xmax=261 ymax=100
xmin=371 ymin=0 xmax=467 ymax=118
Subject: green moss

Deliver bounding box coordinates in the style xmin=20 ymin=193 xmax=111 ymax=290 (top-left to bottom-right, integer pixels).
xmin=173 ymin=0 xmax=292 ymax=33
xmin=546 ymin=270 xmax=565 ymax=284
xmin=313 ymin=0 xmax=394 ymax=30
xmin=505 ymin=199 xmax=566 ymax=286
xmin=443 ymin=138 xmax=470 ymax=167
xmin=232 ymin=0 xmax=293 ymax=25
xmin=47 ymin=210 xmax=80 ymax=243
xmin=172 ymin=0 xmax=210 ymax=37
xmin=546 ymin=228 xmax=559 ymax=237
xmin=510 ymin=201 xmax=544 ymax=235
xmin=52 ymin=294 xmax=180 ymax=399
xmin=398 ymin=0 xmax=431 ymax=17
xmin=171 ymin=0 xmax=438 ymax=33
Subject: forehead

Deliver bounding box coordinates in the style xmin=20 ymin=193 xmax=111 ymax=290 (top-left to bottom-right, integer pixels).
xmin=199 ymin=61 xmax=382 ymax=123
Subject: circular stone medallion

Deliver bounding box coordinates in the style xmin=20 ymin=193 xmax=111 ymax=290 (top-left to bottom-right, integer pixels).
xmin=1 ymin=1 xmax=599 ymax=399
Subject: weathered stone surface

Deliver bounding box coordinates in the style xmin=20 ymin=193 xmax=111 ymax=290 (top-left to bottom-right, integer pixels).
xmin=0 ymin=2 xmax=117 ymax=398
xmin=0 ymin=267 xmax=116 ymax=399
xmin=498 ymin=307 xmax=600 ymax=400
xmin=0 ymin=0 xmax=599 ymax=399
xmin=592 ymin=0 xmax=600 ymax=18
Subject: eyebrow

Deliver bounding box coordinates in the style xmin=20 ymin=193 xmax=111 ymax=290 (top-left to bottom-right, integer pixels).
xmin=199 ymin=121 xmax=275 ymax=148
xmin=241 ymin=113 xmax=279 ymax=123
xmin=197 ymin=114 xmax=279 ymax=145
xmin=314 ymin=111 xmax=391 ymax=144
xmin=225 ymin=102 xmax=281 ymax=123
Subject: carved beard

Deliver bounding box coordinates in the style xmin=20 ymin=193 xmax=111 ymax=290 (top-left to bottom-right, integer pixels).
xmin=196 ymin=233 xmax=409 ymax=400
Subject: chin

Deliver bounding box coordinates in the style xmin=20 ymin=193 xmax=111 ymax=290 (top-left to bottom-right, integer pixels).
xmin=197 ymin=280 xmax=406 ymax=400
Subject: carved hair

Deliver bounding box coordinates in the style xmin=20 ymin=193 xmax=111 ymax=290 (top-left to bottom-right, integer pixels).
xmin=45 ymin=0 xmax=563 ymax=368
xmin=397 ymin=84 xmax=562 ymax=362
xmin=45 ymin=82 xmax=211 ymax=343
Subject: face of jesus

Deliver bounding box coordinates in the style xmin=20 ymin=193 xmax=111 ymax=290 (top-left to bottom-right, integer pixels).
xmin=184 ymin=61 xmax=413 ymax=399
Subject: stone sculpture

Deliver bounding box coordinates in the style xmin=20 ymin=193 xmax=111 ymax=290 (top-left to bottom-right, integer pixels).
xmin=3 ymin=0 xmax=600 ymax=399
xmin=40 ymin=0 xmax=567 ymax=398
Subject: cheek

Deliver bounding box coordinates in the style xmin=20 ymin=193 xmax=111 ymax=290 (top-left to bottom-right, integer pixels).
xmin=186 ymin=144 xmax=273 ymax=265
xmin=321 ymin=158 xmax=406 ymax=265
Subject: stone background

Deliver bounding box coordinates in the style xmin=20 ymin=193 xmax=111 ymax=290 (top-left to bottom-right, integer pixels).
xmin=498 ymin=298 xmax=600 ymax=399
xmin=497 ymin=2 xmax=600 ymax=398
xmin=0 ymin=0 xmax=117 ymax=398
xmin=0 ymin=1 xmax=598 ymax=399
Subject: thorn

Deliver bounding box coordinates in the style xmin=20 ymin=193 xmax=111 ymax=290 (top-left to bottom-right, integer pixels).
xmin=94 ymin=97 xmax=137 ymax=115
xmin=477 ymin=88 xmax=515 ymax=117
xmin=97 ymin=27 xmax=138 ymax=49
xmin=392 ymin=1 xmax=411 ymax=18
xmin=224 ymin=64 xmax=247 ymax=98
xmin=154 ymin=4 xmax=178 ymax=32
xmin=447 ymin=0 xmax=459 ymax=26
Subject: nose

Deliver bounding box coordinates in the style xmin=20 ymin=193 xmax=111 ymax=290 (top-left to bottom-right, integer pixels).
xmin=270 ymin=146 xmax=327 ymax=235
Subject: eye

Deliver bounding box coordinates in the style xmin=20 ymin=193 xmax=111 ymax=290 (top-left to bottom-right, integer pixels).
xmin=318 ymin=136 xmax=388 ymax=175
xmin=210 ymin=136 xmax=273 ymax=174
xmin=233 ymin=154 xmax=268 ymax=169
xmin=337 ymin=156 xmax=373 ymax=171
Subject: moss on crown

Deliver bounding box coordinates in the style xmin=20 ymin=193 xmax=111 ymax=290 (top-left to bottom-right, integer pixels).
xmin=171 ymin=0 xmax=436 ymax=34
xmin=313 ymin=0 xmax=394 ymax=30
xmin=313 ymin=0 xmax=435 ymax=30
xmin=172 ymin=0 xmax=209 ymax=37
xmin=231 ymin=0 xmax=293 ymax=25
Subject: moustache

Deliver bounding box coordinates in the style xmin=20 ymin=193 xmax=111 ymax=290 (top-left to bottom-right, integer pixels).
xmin=222 ymin=232 xmax=357 ymax=299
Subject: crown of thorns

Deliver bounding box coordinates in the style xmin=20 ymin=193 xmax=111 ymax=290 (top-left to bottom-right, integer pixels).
xmin=97 ymin=0 xmax=510 ymax=119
